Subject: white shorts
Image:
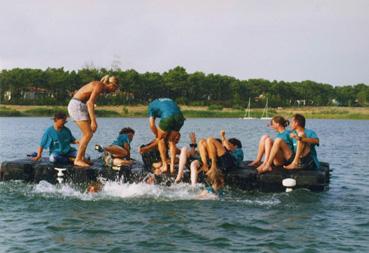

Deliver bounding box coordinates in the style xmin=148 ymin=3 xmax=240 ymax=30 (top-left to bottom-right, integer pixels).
xmin=68 ymin=98 xmax=90 ymax=121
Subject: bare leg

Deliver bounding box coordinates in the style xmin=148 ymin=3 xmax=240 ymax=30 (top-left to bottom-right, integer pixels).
xmin=206 ymin=137 xmax=226 ymax=182
xmin=175 ymin=146 xmax=190 ymax=183
xmin=284 ymin=136 xmax=310 ymax=170
xmin=104 ymin=145 xmax=128 ymax=158
xmin=249 ymin=135 xmax=269 ymax=166
xmin=198 ymin=139 xmax=209 ymax=172
xmin=259 ymin=138 xmax=292 ymax=173
xmin=74 ymin=120 xmax=93 ymax=167
xmin=168 ymin=140 xmax=177 ymax=175
xmin=157 ymin=138 xmax=168 ymax=173
xmin=190 ymin=160 xmax=201 ymax=185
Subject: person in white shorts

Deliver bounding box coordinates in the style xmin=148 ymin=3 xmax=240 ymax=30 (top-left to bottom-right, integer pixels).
xmin=67 ymin=75 xmax=119 ymax=167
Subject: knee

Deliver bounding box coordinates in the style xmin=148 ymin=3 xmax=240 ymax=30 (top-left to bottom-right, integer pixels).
xmin=261 ymin=134 xmax=269 ymax=141
xmin=274 ymin=138 xmax=283 ymax=145
xmin=199 ymin=139 xmax=207 ymax=147
xmin=84 ymin=131 xmax=93 ymax=140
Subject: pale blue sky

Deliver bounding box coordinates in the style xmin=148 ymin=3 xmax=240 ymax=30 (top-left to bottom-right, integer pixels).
xmin=1 ymin=0 xmax=368 ymax=86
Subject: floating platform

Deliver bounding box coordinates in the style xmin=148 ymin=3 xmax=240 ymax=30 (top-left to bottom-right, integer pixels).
xmin=0 ymin=155 xmax=330 ymax=192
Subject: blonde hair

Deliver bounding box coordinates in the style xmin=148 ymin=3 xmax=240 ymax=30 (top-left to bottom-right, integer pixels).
xmin=100 ymin=75 xmax=119 ymax=87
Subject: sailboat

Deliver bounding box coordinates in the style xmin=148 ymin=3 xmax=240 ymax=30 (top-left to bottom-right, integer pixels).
xmin=243 ymin=98 xmax=254 ymax=119
xmin=260 ymin=98 xmax=272 ymax=120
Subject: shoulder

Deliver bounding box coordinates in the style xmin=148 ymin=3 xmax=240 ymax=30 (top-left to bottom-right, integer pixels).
xmin=305 ymin=128 xmax=318 ymax=137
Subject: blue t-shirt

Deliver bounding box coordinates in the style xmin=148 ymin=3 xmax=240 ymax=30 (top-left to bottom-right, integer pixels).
xmin=112 ymin=134 xmax=130 ymax=149
xmin=292 ymin=128 xmax=320 ymax=169
xmin=40 ymin=126 xmax=76 ymax=155
xmin=148 ymin=98 xmax=181 ymax=119
xmin=276 ymin=130 xmax=294 ymax=152
xmin=230 ymin=148 xmax=244 ymax=167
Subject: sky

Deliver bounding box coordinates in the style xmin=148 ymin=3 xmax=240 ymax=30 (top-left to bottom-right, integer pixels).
xmin=1 ymin=0 xmax=368 ymax=86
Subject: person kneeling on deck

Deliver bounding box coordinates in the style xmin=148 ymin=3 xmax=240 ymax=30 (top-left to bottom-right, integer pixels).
xmin=102 ymin=127 xmax=135 ymax=168
xmin=284 ymin=114 xmax=320 ymax=170
xmin=146 ymin=98 xmax=185 ymax=174
xmin=32 ymin=112 xmax=79 ymax=164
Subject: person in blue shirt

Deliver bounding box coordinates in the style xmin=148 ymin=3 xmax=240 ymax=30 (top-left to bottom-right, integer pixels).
xmin=284 ymin=114 xmax=320 ymax=170
xmin=146 ymin=98 xmax=185 ymax=174
xmin=255 ymin=116 xmax=295 ymax=173
xmin=102 ymin=127 xmax=135 ymax=167
xmin=32 ymin=112 xmax=78 ymax=164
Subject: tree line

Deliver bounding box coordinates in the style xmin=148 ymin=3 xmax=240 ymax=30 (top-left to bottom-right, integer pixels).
xmin=0 ymin=66 xmax=368 ymax=108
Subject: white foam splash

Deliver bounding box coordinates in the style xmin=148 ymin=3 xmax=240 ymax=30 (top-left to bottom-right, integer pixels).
xmin=31 ymin=181 xmax=218 ymax=201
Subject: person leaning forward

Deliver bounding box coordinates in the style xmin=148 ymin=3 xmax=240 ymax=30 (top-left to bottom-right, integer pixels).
xmin=67 ymin=75 xmax=119 ymax=168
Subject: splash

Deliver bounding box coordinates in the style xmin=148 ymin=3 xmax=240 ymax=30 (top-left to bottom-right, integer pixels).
xmin=30 ymin=180 xmax=219 ymax=201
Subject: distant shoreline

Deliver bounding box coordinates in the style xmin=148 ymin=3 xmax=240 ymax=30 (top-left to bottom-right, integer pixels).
xmin=0 ymin=104 xmax=368 ymax=120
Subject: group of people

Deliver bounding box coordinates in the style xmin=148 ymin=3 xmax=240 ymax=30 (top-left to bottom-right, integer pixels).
xmin=32 ymin=76 xmax=320 ymax=195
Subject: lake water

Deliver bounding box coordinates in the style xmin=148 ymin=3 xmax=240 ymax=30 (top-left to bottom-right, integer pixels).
xmin=0 ymin=117 xmax=368 ymax=252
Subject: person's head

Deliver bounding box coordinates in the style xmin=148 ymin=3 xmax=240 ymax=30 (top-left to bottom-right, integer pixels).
xmin=270 ymin=116 xmax=289 ymax=131
xmin=87 ymin=181 xmax=103 ymax=193
xmin=211 ymin=171 xmax=225 ymax=192
xmin=53 ymin=112 xmax=67 ymax=128
xmin=228 ymin=138 xmax=242 ymax=150
xmin=100 ymin=75 xmax=119 ymax=93
xmin=291 ymin=113 xmax=306 ymax=130
xmin=119 ymin=127 xmax=135 ymax=141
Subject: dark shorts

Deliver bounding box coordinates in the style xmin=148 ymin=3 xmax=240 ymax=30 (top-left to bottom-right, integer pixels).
xmin=159 ymin=114 xmax=185 ymax=132
xmin=300 ymin=152 xmax=317 ymax=170
xmin=217 ymin=152 xmax=235 ymax=171
xmin=283 ymin=153 xmax=296 ymax=166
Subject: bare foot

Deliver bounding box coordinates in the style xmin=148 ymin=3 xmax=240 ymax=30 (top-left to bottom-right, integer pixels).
xmin=249 ymin=160 xmax=261 ymax=167
xmin=256 ymin=163 xmax=266 ymax=173
xmin=74 ymin=160 xmax=90 ymax=168
xmin=160 ymin=163 xmax=169 ymax=173
xmin=257 ymin=164 xmax=272 ymax=174
xmin=284 ymin=162 xmax=299 ymax=170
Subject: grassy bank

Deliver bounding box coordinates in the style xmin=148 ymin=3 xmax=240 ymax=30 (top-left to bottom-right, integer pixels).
xmin=0 ymin=105 xmax=368 ymax=120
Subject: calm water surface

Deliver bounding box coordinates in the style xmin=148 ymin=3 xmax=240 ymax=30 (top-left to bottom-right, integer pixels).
xmin=0 ymin=117 xmax=368 ymax=252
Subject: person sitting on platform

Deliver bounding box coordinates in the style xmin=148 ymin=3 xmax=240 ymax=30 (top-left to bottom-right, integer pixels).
xmin=174 ymin=132 xmax=199 ymax=183
xmin=253 ymin=116 xmax=295 ymax=173
xmin=192 ymin=130 xmax=243 ymax=193
xmin=102 ymin=127 xmax=135 ymax=167
xmin=32 ymin=112 xmax=79 ymax=164
xmin=284 ymin=114 xmax=320 ymax=170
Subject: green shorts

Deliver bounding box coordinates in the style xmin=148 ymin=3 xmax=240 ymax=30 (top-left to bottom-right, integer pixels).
xmin=159 ymin=114 xmax=185 ymax=132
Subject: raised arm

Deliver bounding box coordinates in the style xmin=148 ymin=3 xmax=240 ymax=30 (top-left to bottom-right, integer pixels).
xmin=220 ymin=130 xmax=232 ymax=151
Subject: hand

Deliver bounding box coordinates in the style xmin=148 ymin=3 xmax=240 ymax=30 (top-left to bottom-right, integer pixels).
xmin=138 ymin=146 xmax=144 ymax=154
xmin=189 ymin=132 xmax=196 ymax=143
xmin=32 ymin=156 xmax=41 ymax=161
xmin=220 ymin=130 xmax=226 ymax=139
xmin=74 ymin=140 xmax=80 ymax=145
xmin=290 ymin=133 xmax=298 ymax=139
xmin=91 ymin=121 xmax=97 ymax=133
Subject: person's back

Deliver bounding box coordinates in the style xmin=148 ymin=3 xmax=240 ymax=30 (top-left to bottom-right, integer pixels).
xmin=148 ymin=98 xmax=182 ymax=119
